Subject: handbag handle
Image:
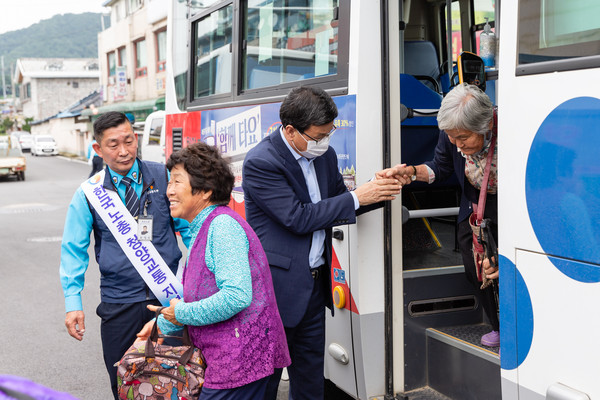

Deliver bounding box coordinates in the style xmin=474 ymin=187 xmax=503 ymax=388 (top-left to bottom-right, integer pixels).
xmin=145 ymin=307 xmax=197 ymax=366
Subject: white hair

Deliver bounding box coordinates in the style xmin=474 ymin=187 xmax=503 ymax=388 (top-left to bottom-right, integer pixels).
xmin=437 ymin=83 xmax=493 ymax=135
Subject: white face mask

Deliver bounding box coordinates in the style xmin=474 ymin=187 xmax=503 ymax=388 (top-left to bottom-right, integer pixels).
xmin=295 ymin=132 xmax=331 ymax=159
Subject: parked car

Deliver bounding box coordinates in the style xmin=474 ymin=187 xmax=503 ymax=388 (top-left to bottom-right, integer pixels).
xmin=16 ymin=133 xmax=34 ymax=153
xmin=140 ymin=111 xmax=166 ymax=163
xmin=0 ymin=136 xmax=26 ymax=181
xmin=31 ymin=135 xmax=58 ymax=156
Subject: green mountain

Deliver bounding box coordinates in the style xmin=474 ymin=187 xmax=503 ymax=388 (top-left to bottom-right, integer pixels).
xmin=0 ymin=12 xmax=103 ymax=96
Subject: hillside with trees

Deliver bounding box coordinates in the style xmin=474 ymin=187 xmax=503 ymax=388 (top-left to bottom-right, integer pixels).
xmin=0 ymin=12 xmax=104 ymax=96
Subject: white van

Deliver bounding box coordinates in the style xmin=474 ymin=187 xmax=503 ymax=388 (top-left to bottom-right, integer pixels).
xmin=140 ymin=110 xmax=166 ymax=163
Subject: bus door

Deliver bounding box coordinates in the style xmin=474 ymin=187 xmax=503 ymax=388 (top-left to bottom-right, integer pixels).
xmin=499 ymin=1 xmax=600 ymax=399
xmin=398 ymin=0 xmax=502 ymax=399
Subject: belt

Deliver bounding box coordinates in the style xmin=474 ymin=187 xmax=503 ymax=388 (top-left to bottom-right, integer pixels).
xmin=311 ymin=265 xmax=325 ymax=280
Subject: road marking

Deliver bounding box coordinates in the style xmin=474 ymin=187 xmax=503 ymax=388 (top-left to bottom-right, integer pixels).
xmin=28 ymin=236 xmax=63 ymax=243
xmin=0 ymin=203 xmax=59 ymax=214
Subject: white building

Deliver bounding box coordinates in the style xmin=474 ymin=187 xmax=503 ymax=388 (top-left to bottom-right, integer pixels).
xmin=13 ymin=58 xmax=100 ymax=121
xmin=90 ymin=0 xmax=168 ymax=122
xmin=30 ymin=90 xmax=103 ymax=157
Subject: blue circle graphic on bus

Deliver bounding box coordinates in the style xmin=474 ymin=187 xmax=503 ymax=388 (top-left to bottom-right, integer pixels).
xmin=499 ymin=255 xmax=533 ymax=370
xmin=526 ymin=97 xmax=600 ymax=281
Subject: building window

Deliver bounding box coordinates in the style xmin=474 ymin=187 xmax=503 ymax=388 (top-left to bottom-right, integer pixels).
xmin=118 ymin=46 xmax=127 ymax=67
xmin=73 ymin=81 xmax=79 ymax=88
xmin=156 ymin=30 xmax=167 ymax=72
xmin=25 ymin=83 xmax=31 ymax=99
xmin=135 ymin=39 xmax=148 ymax=78
xmin=108 ymin=52 xmax=116 ymax=76
xmin=128 ymin=0 xmax=143 ymax=14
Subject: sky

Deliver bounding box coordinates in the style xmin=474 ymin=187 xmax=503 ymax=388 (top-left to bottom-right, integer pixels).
xmin=0 ymin=0 xmax=107 ymax=35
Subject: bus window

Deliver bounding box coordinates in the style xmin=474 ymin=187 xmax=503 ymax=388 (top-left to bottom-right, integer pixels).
xmin=473 ymin=0 xmax=496 ymax=58
xmin=445 ymin=2 xmax=463 ymax=63
xmin=517 ymin=0 xmax=600 ymax=74
xmin=191 ymin=4 xmax=233 ymax=99
xmin=242 ymin=0 xmax=339 ymax=90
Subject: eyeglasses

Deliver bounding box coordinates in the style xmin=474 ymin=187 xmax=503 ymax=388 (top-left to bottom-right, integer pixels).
xmin=296 ymin=125 xmax=337 ymax=144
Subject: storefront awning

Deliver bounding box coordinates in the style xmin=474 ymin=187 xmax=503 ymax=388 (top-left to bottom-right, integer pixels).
xmin=81 ymin=97 xmax=165 ymax=123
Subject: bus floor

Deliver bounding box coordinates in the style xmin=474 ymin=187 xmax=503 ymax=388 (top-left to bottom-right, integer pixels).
xmin=403 ymin=216 xmax=462 ymax=270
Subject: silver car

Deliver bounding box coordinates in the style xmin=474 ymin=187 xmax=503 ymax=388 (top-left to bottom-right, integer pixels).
xmin=10 ymin=132 xmax=34 ymax=152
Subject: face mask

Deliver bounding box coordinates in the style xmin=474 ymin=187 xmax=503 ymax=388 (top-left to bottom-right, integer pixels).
xmin=295 ymin=133 xmax=331 ymax=159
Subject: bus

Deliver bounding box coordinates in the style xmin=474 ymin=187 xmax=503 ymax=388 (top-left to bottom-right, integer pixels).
xmin=162 ymin=0 xmax=600 ymax=399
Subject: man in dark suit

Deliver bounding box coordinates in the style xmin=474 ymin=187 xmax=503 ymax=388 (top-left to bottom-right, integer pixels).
xmin=242 ymin=86 xmax=407 ymax=400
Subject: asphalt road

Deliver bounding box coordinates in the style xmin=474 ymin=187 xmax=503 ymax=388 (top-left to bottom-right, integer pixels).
xmin=0 ymin=154 xmax=112 ymax=399
xmin=0 ymin=153 xmax=290 ymax=399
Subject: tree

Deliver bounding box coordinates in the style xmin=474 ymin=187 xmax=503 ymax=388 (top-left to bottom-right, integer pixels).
xmin=0 ymin=116 xmax=14 ymax=134
xmin=22 ymin=117 xmax=33 ymax=133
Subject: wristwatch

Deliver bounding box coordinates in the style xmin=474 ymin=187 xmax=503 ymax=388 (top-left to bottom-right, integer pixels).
xmin=410 ymin=165 xmax=417 ymax=181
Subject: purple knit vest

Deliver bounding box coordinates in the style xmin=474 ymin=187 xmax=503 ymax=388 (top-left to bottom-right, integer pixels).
xmin=183 ymin=206 xmax=290 ymax=389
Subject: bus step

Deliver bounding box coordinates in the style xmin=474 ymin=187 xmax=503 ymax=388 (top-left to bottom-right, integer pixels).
xmin=425 ymin=325 xmax=501 ymax=400
xmin=434 ymin=324 xmax=500 ymax=354
xmin=398 ymin=386 xmax=452 ymax=400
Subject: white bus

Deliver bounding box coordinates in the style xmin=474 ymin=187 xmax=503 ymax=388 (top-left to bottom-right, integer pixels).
xmin=163 ymin=1 xmax=600 ymax=399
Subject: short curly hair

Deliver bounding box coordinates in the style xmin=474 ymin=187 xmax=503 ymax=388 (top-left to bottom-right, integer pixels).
xmin=166 ymin=142 xmax=234 ymax=205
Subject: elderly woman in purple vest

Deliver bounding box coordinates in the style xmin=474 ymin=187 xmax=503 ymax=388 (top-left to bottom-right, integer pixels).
xmin=137 ymin=142 xmax=290 ymax=399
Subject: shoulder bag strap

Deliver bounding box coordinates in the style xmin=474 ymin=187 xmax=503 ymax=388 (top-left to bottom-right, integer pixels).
xmin=473 ymin=109 xmax=498 ymax=223
xmin=473 ymin=134 xmax=497 ymax=223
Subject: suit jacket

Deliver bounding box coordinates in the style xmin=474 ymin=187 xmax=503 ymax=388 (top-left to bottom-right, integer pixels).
xmin=424 ymin=131 xmax=497 ymax=223
xmin=242 ymin=131 xmax=357 ymax=327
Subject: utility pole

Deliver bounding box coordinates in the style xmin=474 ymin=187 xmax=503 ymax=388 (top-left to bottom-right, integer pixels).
xmin=1 ymin=56 xmax=6 ymax=99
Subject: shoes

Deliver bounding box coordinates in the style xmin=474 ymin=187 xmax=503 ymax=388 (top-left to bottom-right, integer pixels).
xmin=481 ymin=330 xmax=500 ymax=347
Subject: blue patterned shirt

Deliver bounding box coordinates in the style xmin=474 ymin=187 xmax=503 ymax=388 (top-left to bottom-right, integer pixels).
xmin=158 ymin=205 xmax=252 ymax=334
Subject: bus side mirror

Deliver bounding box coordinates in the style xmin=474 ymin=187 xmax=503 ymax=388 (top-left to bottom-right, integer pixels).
xmin=457 ymin=52 xmax=486 ymax=92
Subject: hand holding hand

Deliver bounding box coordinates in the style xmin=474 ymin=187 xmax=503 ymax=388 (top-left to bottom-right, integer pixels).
xmin=147 ymin=298 xmax=183 ymax=326
xmin=354 ymin=178 xmax=401 ymax=206
xmin=376 ymin=164 xmax=413 ymax=186
xmin=65 ymin=310 xmax=85 ymax=341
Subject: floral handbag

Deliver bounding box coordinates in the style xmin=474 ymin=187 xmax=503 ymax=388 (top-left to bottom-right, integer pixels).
xmin=116 ymin=309 xmax=206 ymax=400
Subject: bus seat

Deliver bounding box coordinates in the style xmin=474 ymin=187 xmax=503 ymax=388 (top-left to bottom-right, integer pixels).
xmin=400 ymin=74 xmax=442 ymax=127
xmin=404 ymin=41 xmax=443 ymax=93
xmin=399 ymin=73 xmax=457 ymax=189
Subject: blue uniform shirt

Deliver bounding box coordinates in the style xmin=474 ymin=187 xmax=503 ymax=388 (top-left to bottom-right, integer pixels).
xmin=59 ymin=161 xmax=190 ymax=312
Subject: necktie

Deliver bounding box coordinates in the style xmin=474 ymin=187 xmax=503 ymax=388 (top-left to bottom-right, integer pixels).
xmin=121 ymin=177 xmax=140 ymax=217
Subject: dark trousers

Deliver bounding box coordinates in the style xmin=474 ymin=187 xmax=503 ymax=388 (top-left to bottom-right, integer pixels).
xmin=88 ymin=156 xmax=103 ymax=178
xmin=201 ymin=375 xmax=270 ymax=399
xmin=265 ymin=274 xmax=327 ymax=400
xmin=96 ymin=300 xmax=161 ymax=400
xmin=458 ymin=219 xmax=500 ymax=331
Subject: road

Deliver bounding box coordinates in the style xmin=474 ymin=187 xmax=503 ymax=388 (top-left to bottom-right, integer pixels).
xmin=0 ymin=154 xmax=111 ymax=399
xmin=0 ymin=154 xmax=290 ymax=399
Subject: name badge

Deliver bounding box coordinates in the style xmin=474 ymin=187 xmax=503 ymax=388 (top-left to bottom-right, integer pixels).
xmin=138 ymin=215 xmax=153 ymax=241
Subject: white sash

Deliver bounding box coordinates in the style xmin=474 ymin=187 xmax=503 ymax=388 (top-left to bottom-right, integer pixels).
xmin=81 ymin=170 xmax=184 ymax=306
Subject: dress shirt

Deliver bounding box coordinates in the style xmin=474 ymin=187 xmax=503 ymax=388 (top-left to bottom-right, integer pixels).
xmin=279 ymin=128 xmax=359 ymax=269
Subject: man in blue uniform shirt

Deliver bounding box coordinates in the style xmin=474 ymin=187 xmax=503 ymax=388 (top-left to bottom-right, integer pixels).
xmin=59 ymin=111 xmax=189 ymax=399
